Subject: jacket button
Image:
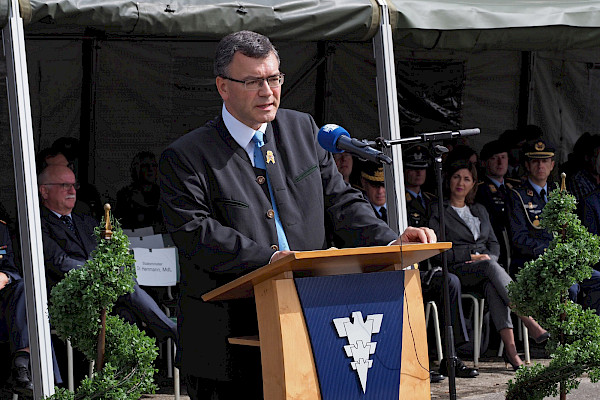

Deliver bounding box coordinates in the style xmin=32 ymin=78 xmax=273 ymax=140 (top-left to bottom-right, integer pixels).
xmin=266 ymin=209 xmax=275 ymax=219
xmin=271 ymin=244 xmax=279 ymax=251
xmin=256 ymin=176 xmax=266 ymax=185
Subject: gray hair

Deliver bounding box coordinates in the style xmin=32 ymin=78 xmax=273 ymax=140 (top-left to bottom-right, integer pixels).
xmin=214 ymin=31 xmax=279 ymax=77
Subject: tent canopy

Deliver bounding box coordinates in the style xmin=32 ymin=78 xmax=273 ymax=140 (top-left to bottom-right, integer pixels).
xmin=16 ymin=0 xmax=600 ymax=50
xmin=25 ymin=0 xmax=380 ymax=40
xmin=389 ymin=0 xmax=600 ymax=50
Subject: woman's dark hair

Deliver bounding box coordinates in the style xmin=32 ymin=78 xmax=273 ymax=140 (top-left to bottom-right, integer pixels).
xmin=444 ymin=160 xmax=478 ymax=204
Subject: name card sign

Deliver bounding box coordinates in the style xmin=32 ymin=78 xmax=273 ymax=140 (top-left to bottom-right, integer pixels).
xmin=123 ymin=226 xmax=154 ymax=237
xmin=128 ymin=234 xmax=164 ymax=249
xmin=133 ymin=247 xmax=178 ymax=286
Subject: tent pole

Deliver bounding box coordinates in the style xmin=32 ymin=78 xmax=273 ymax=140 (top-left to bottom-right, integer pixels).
xmin=372 ymin=0 xmax=405 ymax=234
xmin=3 ymin=0 xmax=55 ymax=398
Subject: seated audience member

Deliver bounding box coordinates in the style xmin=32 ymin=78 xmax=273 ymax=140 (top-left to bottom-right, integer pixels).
xmin=115 ymin=151 xmax=165 ymax=232
xmin=0 ymin=220 xmax=34 ymax=395
xmin=362 ymin=163 xmax=478 ymax=380
xmin=431 ymin=160 xmax=548 ymax=370
xmin=403 ymin=145 xmax=436 ymax=227
xmin=37 ymin=165 xmax=177 ymax=345
xmin=1 ymin=220 xmax=63 ymax=395
xmin=508 ymin=140 xmax=600 ymax=315
xmin=360 ymin=163 xmax=388 ymax=222
xmin=499 ymin=127 xmax=542 ymax=181
xmin=51 ymin=138 xmax=103 ymax=221
xmin=475 ymin=140 xmax=520 ymax=269
xmin=37 ymin=145 xmax=102 ymax=220
xmin=560 ymin=132 xmax=592 ymax=177
xmin=566 ymin=134 xmax=600 ymax=218
xmin=333 ymin=152 xmax=352 ymax=184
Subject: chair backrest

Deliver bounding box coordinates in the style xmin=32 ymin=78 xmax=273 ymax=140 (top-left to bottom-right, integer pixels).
xmin=128 ymin=234 xmax=165 ymax=249
xmin=122 ymin=226 xmax=154 ymax=237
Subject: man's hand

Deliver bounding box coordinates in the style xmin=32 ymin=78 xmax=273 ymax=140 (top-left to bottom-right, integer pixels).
xmin=0 ymin=272 xmax=9 ymax=291
xmin=467 ymin=253 xmax=491 ymax=263
xmin=391 ymin=226 xmax=437 ymax=245
xmin=269 ymin=250 xmax=297 ymax=264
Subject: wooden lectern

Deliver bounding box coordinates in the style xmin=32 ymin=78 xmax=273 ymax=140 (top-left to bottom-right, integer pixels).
xmin=202 ymin=243 xmax=451 ymax=400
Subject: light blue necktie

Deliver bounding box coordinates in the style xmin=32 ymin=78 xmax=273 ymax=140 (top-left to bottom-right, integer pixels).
xmin=252 ymin=131 xmax=290 ymax=251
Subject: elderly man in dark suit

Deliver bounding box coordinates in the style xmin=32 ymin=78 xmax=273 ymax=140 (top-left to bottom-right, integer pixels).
xmin=38 ymin=165 xmax=177 ymax=344
xmin=159 ymin=30 xmax=438 ymax=399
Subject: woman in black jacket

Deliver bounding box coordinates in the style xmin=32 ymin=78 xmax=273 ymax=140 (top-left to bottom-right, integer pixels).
xmin=430 ymin=160 xmax=547 ymax=370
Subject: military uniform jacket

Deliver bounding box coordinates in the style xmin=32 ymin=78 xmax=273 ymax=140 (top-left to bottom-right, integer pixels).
xmin=474 ymin=176 xmax=518 ymax=232
xmin=159 ymin=109 xmax=397 ymax=378
xmin=506 ymin=181 xmax=553 ymax=263
xmin=429 ymin=201 xmax=500 ymax=265
xmin=40 ymin=206 xmax=98 ymax=289
xmin=405 ymin=190 xmax=436 ymax=228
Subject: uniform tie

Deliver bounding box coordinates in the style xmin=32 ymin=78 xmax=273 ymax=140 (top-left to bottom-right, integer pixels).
xmin=252 ymin=131 xmax=289 ymax=251
xmin=417 ymin=194 xmax=426 ymax=209
xmin=498 ymin=184 xmax=507 ymax=196
xmin=60 ymin=215 xmax=75 ymax=232
xmin=379 ymin=206 xmax=388 ymax=222
xmin=540 ymin=188 xmax=547 ymax=203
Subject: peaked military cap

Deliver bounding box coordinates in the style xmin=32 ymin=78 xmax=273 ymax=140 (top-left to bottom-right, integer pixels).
xmin=403 ymin=144 xmax=430 ymax=169
xmin=361 ymin=163 xmax=385 ymax=185
xmin=523 ymin=139 xmax=555 ymax=159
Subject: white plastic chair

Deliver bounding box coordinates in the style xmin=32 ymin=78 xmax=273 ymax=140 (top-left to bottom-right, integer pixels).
xmin=461 ymin=293 xmax=485 ymax=368
xmin=424 ymin=300 xmax=443 ymax=363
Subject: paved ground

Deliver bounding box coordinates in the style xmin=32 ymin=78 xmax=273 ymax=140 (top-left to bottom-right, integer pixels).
xmin=141 ymin=352 xmax=599 ymax=400
xmin=3 ymin=351 xmax=598 ymax=399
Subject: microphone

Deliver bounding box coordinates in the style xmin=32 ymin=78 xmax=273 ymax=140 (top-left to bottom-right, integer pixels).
xmin=318 ymin=124 xmax=393 ymax=165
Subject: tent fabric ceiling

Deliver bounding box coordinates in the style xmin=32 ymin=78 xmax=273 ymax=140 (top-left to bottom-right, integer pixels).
xmin=25 ymin=0 xmax=380 ymax=41
xmin=389 ymin=0 xmax=600 ymax=50
xmin=19 ymin=1 xmax=600 ymax=50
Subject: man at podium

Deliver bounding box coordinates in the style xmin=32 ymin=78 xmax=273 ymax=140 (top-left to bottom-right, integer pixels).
xmin=159 ymin=30 xmax=435 ymax=399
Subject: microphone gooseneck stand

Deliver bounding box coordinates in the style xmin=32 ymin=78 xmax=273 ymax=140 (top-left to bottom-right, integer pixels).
xmin=433 ymin=144 xmax=457 ymax=400
xmin=370 ymin=128 xmax=480 ymax=400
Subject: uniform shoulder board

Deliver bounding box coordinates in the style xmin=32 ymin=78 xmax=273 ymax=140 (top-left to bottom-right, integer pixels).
xmin=505 ymin=177 xmax=520 ymax=186
xmin=0 ymin=220 xmax=6 ymax=225
xmin=505 ymin=182 xmax=513 ymax=189
xmin=423 ymin=191 xmax=437 ymax=200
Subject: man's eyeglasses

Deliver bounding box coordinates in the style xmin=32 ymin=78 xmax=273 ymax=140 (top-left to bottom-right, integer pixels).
xmin=220 ymin=74 xmax=285 ymax=91
xmin=43 ymin=183 xmax=80 ymax=190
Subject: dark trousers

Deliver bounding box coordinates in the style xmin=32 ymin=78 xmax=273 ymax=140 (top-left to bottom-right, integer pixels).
xmin=0 ymin=280 xmax=28 ymax=352
xmin=115 ymin=282 xmax=177 ymax=343
xmin=421 ymin=270 xmax=470 ymax=347
xmin=2 ymin=279 xmax=62 ymax=383
xmin=568 ymin=269 xmax=600 ymax=315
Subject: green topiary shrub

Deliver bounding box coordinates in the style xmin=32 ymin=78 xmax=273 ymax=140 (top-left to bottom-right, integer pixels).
xmin=506 ymin=180 xmax=600 ymax=399
xmin=46 ymin=215 xmax=158 ymax=399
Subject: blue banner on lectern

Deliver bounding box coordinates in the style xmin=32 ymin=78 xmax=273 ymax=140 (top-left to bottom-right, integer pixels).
xmin=295 ymin=271 xmax=405 ymax=400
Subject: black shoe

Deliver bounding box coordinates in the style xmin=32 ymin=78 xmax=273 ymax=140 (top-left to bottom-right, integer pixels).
xmin=533 ymin=331 xmax=550 ymax=344
xmin=439 ymin=357 xmax=479 ymax=378
xmin=502 ymin=351 xmax=523 ymax=371
xmin=10 ymin=365 xmax=34 ymax=396
xmin=430 ymin=370 xmax=445 ymax=383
